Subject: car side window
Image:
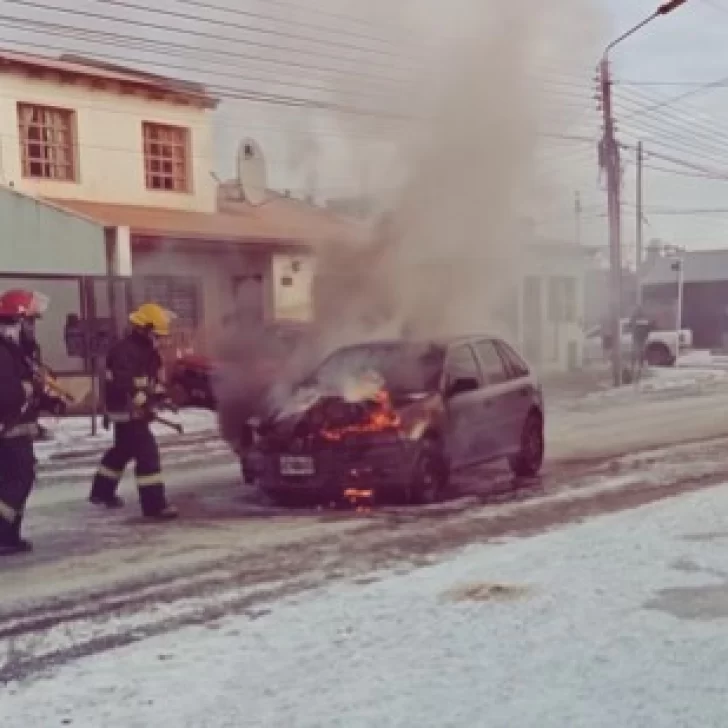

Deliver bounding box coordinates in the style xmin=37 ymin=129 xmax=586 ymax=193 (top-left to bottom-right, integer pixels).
xmin=474 ymin=339 xmax=509 ymax=385
xmin=444 ymin=344 xmax=482 ymax=386
xmin=495 ymin=341 xmax=530 ymax=379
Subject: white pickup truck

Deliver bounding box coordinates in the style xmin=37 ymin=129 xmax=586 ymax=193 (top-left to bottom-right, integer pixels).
xmin=584 ymin=319 xmax=693 ymax=367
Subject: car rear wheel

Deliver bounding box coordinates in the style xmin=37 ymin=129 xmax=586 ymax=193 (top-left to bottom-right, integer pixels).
xmin=509 ymin=412 xmax=544 ymax=478
xmin=408 ymin=439 xmax=449 ymax=505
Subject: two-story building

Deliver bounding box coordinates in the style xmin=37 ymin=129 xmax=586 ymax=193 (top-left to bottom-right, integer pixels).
xmin=0 ymin=49 xmax=356 ymax=383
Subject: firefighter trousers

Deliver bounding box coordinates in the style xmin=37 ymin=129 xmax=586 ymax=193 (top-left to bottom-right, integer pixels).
xmin=0 ymin=436 xmax=35 ymax=544
xmin=90 ymin=420 xmax=169 ymax=516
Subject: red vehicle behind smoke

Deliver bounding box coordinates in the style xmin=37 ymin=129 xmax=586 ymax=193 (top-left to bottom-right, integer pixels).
xmin=167 ymin=322 xmax=314 ymax=410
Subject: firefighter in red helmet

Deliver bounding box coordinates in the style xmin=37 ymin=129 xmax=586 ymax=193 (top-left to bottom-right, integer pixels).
xmin=0 ymin=289 xmax=65 ymax=554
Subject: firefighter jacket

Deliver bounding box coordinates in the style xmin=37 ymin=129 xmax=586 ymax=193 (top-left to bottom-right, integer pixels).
xmin=103 ymin=330 xmax=165 ymax=423
xmin=0 ymin=336 xmax=40 ymax=439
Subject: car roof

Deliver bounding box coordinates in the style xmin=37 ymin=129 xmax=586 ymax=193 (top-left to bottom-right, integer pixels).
xmin=331 ymin=334 xmax=504 ymax=352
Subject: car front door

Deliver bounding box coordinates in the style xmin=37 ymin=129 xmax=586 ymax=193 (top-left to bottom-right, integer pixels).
xmin=442 ymin=343 xmax=485 ymax=470
xmin=472 ymin=338 xmax=519 ymax=458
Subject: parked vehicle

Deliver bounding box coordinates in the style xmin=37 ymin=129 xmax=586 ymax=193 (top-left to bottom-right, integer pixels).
xmin=167 ymin=322 xmax=314 ymax=410
xmin=241 ymin=335 xmax=545 ymax=506
xmin=584 ymin=319 xmax=693 ymax=368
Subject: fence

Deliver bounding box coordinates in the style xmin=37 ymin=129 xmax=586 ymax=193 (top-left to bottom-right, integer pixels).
xmin=0 ymin=273 xmax=201 ymax=418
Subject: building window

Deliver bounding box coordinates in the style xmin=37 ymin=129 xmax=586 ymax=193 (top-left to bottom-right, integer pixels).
xmin=142 ymin=122 xmax=190 ymax=192
xmin=17 ymin=103 xmax=76 ymax=181
xmin=134 ymin=276 xmax=202 ymax=329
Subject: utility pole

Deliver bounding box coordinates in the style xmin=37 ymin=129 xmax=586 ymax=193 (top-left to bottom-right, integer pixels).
xmin=596 ymin=0 xmax=687 ymax=388
xmin=599 ymin=56 xmax=623 ymax=387
xmin=575 ymin=191 xmax=582 ymax=246
xmin=636 ymin=141 xmax=644 ymax=307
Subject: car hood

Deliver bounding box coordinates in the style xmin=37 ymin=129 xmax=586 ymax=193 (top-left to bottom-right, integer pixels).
xmin=259 ymin=387 xmax=441 ymax=444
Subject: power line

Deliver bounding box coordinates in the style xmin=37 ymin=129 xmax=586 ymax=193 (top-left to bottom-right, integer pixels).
xmin=618 ymin=76 xmax=728 ymax=124
xmin=1 ymin=0 xmax=417 ymax=71
xmin=0 ymin=14 xmax=410 ymax=89
xmin=0 ymin=13 xmax=599 ymax=101
xmin=173 ymin=0 xmax=403 ymax=48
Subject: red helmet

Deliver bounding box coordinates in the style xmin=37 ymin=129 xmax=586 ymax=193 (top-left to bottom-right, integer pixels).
xmin=0 ymin=289 xmax=49 ymax=320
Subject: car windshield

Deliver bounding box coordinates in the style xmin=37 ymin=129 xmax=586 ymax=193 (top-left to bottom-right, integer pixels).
xmin=311 ymin=342 xmax=445 ymax=394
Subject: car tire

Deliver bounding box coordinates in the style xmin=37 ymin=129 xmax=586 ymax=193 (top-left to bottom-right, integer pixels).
xmin=408 ymin=439 xmax=449 ymax=505
xmin=645 ymin=342 xmax=674 ymax=367
xmin=509 ymin=411 xmax=544 ymax=478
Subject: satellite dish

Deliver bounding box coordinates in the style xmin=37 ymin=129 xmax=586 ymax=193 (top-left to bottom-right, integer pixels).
xmin=237 ymin=138 xmax=267 ymax=206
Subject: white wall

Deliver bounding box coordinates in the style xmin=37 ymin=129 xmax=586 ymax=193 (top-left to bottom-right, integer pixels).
xmin=519 ymin=245 xmax=588 ymax=372
xmin=0 ymin=73 xmax=216 ymax=212
xmin=271 ymin=252 xmax=315 ymax=322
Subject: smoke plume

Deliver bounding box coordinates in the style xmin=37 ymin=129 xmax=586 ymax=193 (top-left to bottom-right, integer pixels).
xmin=215 ymin=0 xmax=603 ymax=430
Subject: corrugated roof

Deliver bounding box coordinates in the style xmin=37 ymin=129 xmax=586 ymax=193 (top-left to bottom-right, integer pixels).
xmin=45 ymin=197 xmax=363 ymax=247
xmin=642 ymin=250 xmax=728 ymax=286
xmin=0 ymin=48 xmax=217 ymax=107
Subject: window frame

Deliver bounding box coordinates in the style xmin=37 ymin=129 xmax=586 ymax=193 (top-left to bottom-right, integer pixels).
xmin=494 ymin=339 xmax=530 ymax=380
xmin=442 ymin=343 xmax=483 ymax=391
xmin=473 ymin=337 xmax=510 ymax=386
xmin=17 ymin=102 xmax=78 ymax=183
xmin=134 ymin=275 xmax=203 ymax=330
xmin=142 ymin=121 xmax=192 ymax=194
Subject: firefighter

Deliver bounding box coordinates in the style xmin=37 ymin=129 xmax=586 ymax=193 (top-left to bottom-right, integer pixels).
xmin=630 ymin=304 xmax=654 ymax=382
xmin=89 ymin=303 xmax=178 ymax=520
xmin=0 ymin=288 xmax=64 ymax=554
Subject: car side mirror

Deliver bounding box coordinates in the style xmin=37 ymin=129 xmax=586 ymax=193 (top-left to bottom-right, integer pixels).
xmin=446 ymin=376 xmax=479 ymax=398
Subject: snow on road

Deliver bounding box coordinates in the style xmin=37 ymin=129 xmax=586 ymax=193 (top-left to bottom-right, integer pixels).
xmin=4 ymin=481 xmax=728 ymax=727
xmin=35 ymin=409 xmax=218 ymax=464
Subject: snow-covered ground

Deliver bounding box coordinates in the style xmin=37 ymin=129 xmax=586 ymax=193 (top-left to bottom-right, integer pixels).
xmin=5 ymin=481 xmax=728 ymax=727
xmin=677 ymin=349 xmax=728 ymax=369
xmin=580 ymin=365 xmax=728 ymax=406
xmin=35 ymin=408 xmax=218 ymax=463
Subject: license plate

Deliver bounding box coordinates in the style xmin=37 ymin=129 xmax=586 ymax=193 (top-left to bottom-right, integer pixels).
xmin=279 ymin=455 xmax=315 ymax=476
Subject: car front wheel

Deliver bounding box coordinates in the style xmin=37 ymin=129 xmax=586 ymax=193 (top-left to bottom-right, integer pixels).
xmin=408 ymin=439 xmax=449 ymax=505
xmin=509 ymin=412 xmax=544 ymax=478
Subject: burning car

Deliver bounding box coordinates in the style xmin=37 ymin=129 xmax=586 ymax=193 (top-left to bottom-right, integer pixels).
xmin=242 ymin=335 xmax=545 ymax=506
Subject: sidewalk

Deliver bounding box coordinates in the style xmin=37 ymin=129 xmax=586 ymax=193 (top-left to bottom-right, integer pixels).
xmin=35 ymin=409 xmax=228 ymax=476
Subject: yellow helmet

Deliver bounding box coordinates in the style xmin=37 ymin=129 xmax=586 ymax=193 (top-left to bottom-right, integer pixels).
xmin=129 ymin=302 xmax=175 ymax=337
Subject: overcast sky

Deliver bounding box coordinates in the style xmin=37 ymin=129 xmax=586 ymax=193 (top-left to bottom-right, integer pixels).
xmin=1 ymin=0 xmax=727 ymax=254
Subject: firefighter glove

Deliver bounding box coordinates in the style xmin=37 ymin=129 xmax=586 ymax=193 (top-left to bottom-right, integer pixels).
xmin=40 ymin=393 xmax=66 ymax=416
xmin=22 ymin=380 xmax=35 ymax=400
xmin=132 ymin=391 xmax=148 ymax=408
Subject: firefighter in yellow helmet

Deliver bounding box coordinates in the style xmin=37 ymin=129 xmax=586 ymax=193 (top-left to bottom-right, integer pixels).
xmin=89 ymin=303 xmax=178 ymax=520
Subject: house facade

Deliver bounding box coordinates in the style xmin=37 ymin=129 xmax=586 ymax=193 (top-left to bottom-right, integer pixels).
xmin=0 ymin=50 xmax=217 ymax=211
xmin=0 ymin=50 xmax=355 ymax=390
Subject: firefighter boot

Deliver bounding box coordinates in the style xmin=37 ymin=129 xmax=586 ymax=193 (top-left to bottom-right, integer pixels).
xmin=144 ymin=504 xmax=179 ymax=521
xmin=89 ymin=494 xmax=125 ymax=509
xmin=0 ymin=514 xmax=32 ymax=555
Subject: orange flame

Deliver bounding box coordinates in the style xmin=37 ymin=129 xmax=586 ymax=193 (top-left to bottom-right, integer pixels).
xmin=321 ymin=390 xmax=401 ymax=441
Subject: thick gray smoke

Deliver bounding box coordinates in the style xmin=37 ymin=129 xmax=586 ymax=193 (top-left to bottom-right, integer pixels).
xmin=215 ymin=0 xmax=603 ymax=435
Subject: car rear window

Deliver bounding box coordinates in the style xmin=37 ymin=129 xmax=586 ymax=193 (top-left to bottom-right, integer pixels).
xmin=495 ymin=340 xmax=530 ymax=379
xmin=474 ymin=339 xmax=508 ymax=385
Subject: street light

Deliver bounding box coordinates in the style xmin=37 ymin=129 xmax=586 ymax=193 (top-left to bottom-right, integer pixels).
xmin=599 ymin=0 xmax=688 ymax=387
xmin=604 ymin=0 xmax=688 ymax=57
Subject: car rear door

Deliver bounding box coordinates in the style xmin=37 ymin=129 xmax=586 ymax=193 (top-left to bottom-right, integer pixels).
xmin=472 ymin=338 xmax=519 ymax=458
xmin=442 ymin=343 xmax=486 ymax=469
xmin=493 ymin=339 xmax=537 ymax=454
